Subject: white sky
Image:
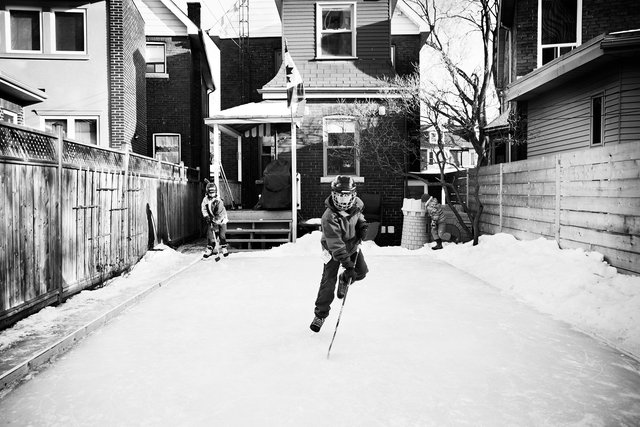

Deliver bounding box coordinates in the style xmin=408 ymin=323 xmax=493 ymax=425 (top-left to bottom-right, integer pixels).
xmin=1 ymin=231 xmax=639 ymax=425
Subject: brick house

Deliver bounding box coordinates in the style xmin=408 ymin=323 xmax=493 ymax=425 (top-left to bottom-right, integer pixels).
xmin=206 ymin=0 xmax=427 ymax=246
xmin=491 ymin=0 xmax=640 ymax=162
xmin=136 ymin=0 xmax=216 ymax=174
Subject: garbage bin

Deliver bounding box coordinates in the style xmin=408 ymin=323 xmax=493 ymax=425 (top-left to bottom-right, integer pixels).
xmin=400 ymin=198 xmax=428 ymax=249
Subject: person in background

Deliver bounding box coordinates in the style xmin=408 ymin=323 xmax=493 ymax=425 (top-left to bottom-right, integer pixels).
xmin=423 ymin=195 xmax=446 ymax=250
xmin=201 ymin=180 xmax=229 ymax=260
xmin=310 ymin=176 xmax=369 ymax=333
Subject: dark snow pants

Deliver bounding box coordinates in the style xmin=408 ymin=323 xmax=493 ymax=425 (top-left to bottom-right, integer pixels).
xmin=207 ymin=222 xmax=227 ymax=247
xmin=314 ymin=249 xmax=368 ymax=319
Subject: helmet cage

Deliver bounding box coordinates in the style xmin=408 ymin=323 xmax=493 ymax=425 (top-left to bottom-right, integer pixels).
xmin=332 ymin=190 xmax=356 ymax=211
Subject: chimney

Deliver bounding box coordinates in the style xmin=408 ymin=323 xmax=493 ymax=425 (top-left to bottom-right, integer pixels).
xmin=187 ymin=2 xmax=201 ymax=28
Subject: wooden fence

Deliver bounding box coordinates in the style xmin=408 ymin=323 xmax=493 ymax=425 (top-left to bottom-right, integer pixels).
xmin=0 ymin=122 xmax=202 ymax=329
xmin=468 ymin=141 xmax=640 ymax=275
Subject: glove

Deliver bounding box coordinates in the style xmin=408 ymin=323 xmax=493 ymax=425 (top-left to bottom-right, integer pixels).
xmin=356 ymin=222 xmax=369 ymax=241
xmin=205 ymin=216 xmax=213 ymax=224
xmin=341 ymin=259 xmax=355 ymax=269
xmin=342 ymin=267 xmax=357 ymax=283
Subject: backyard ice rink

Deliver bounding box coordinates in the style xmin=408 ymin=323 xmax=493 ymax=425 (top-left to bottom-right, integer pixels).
xmin=0 ymin=232 xmax=639 ymax=426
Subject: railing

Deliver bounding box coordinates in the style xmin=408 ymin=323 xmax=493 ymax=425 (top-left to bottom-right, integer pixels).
xmin=0 ymin=122 xmax=202 ymax=329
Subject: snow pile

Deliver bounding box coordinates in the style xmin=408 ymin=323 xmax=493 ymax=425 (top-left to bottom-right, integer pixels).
xmin=433 ymin=233 xmax=640 ymax=358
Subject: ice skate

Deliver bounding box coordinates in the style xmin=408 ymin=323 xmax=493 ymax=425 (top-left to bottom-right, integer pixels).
xmin=203 ymin=246 xmax=214 ymax=258
xmin=309 ymin=316 xmax=325 ymax=333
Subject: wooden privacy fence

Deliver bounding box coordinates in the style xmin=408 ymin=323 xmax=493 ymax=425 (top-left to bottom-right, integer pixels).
xmin=468 ymin=141 xmax=640 ymax=275
xmin=0 ymin=122 xmax=202 ymax=329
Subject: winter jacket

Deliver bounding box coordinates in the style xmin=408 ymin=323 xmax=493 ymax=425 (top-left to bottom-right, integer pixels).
xmin=321 ymin=196 xmax=366 ymax=263
xmin=425 ymin=197 xmax=446 ymax=223
xmin=201 ymin=195 xmax=228 ymax=224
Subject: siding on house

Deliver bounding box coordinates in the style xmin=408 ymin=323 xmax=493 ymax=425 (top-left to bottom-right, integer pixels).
xmin=136 ymin=0 xmax=189 ymax=36
xmin=527 ymin=61 xmax=640 ymax=158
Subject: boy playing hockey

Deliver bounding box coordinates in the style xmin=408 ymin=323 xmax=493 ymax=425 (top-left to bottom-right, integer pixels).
xmin=201 ymin=180 xmax=229 ymax=260
xmin=422 ymin=195 xmax=446 ymax=250
xmin=310 ymin=176 xmax=369 ymax=333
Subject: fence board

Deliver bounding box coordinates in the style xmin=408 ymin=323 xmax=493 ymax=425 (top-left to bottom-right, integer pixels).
xmin=0 ymin=162 xmax=7 ymax=311
xmin=10 ymin=166 xmax=21 ymax=307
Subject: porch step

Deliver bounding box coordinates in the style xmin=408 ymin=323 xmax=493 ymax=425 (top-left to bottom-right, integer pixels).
xmin=224 ymin=210 xmax=292 ymax=250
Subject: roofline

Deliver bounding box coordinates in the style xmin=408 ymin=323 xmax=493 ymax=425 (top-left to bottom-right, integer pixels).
xmin=506 ymin=33 xmax=628 ymax=101
xmin=259 ymin=87 xmax=405 ymax=100
xmin=162 ymin=0 xmax=198 ymax=35
xmin=0 ymin=71 xmax=48 ymax=105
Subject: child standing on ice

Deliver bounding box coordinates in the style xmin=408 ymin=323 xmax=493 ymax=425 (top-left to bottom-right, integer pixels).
xmin=310 ymin=176 xmax=369 ymax=333
xmin=201 ymin=180 xmax=229 ymax=260
xmin=422 ymin=195 xmax=446 ymax=250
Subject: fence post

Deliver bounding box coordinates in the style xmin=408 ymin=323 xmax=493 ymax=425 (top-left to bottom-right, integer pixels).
xmin=54 ymin=124 xmax=64 ymax=303
xmin=555 ymin=156 xmax=561 ymax=243
xmin=499 ymin=163 xmax=503 ymax=232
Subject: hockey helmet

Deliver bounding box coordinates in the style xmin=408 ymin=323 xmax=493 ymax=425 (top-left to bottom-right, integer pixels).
xmin=331 ymin=175 xmax=356 ymax=211
xmin=205 ymin=181 xmax=217 ymax=196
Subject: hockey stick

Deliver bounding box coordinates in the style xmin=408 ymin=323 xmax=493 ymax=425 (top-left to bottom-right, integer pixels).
xmin=327 ymin=248 xmax=360 ymax=359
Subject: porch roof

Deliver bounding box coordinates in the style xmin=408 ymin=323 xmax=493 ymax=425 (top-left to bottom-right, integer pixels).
xmin=204 ymin=101 xmax=302 ymax=135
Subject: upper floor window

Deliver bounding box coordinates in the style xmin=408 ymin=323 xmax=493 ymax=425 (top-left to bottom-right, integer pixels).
xmin=316 ymin=3 xmax=356 ymax=59
xmin=538 ymin=0 xmax=582 ymax=66
xmin=53 ymin=9 xmax=86 ymax=53
xmin=154 ymin=134 xmax=181 ymax=164
xmin=323 ymin=117 xmax=359 ymax=176
xmin=146 ymin=43 xmax=166 ymax=74
xmin=44 ymin=116 xmax=98 ymax=145
xmin=8 ymin=8 xmax=42 ymax=52
xmin=1 ymin=109 xmax=18 ymax=124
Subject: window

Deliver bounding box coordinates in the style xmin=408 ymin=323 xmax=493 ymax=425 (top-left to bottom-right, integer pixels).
xmin=450 ymin=150 xmax=462 ymax=167
xmin=538 ymin=0 xmax=581 ymax=66
xmin=591 ymin=95 xmax=603 ymax=146
xmin=323 ymin=117 xmax=359 ymax=176
xmin=8 ymin=9 xmax=41 ymax=52
xmin=53 ymin=9 xmax=86 ymax=53
xmin=44 ymin=116 xmax=98 ymax=145
xmin=146 ymin=43 xmax=166 ymax=74
xmin=390 ymin=44 xmax=396 ymax=69
xmin=316 ymin=3 xmax=356 ymax=58
xmin=154 ymin=134 xmax=181 ymax=164
xmin=1 ymin=110 xmax=18 ymax=124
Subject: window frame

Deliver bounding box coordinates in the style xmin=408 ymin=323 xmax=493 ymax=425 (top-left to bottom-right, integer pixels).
xmin=42 ymin=115 xmax=100 ymax=145
xmin=153 ymin=133 xmax=182 ymax=164
xmin=322 ymin=116 xmax=360 ymax=177
xmin=390 ymin=44 xmax=396 ymax=69
xmin=590 ymin=93 xmax=604 ymax=146
xmin=1 ymin=109 xmax=18 ymax=124
xmin=315 ymin=2 xmax=357 ymax=60
xmin=6 ymin=7 xmax=43 ymax=53
xmin=537 ymin=0 xmax=582 ymax=67
xmin=51 ymin=8 xmax=87 ymax=54
xmin=146 ymin=42 xmax=167 ymax=76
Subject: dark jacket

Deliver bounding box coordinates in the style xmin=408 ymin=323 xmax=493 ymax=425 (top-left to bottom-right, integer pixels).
xmin=321 ymin=196 xmax=366 ymax=262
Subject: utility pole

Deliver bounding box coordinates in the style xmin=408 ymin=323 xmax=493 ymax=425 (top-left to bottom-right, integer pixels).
xmin=238 ymin=0 xmax=250 ymax=103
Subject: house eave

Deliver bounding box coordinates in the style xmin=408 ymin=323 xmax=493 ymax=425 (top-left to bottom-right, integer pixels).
xmin=0 ymin=71 xmax=48 ymax=105
xmin=506 ymin=31 xmax=640 ymax=102
xmin=259 ymin=87 xmax=405 ymax=100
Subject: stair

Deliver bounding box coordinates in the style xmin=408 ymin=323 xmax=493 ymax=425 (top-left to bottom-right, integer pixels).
xmin=226 ymin=210 xmax=292 ymax=251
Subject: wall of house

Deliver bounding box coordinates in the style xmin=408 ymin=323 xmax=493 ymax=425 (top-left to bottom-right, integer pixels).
xmin=0 ymin=1 xmax=110 ymax=145
xmin=146 ymin=36 xmax=196 ymax=167
xmin=511 ymin=0 xmax=640 ymax=80
xmin=277 ymin=102 xmax=405 ymax=246
xmin=110 ymin=0 xmax=147 ymax=152
xmin=526 ymin=61 xmax=640 ymax=158
xmin=219 ymin=37 xmax=282 ymax=110
xmin=391 ymin=34 xmax=421 ymax=77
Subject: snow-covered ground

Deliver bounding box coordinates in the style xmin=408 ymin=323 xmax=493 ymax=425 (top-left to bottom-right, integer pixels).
xmin=0 ymin=232 xmax=639 ymax=425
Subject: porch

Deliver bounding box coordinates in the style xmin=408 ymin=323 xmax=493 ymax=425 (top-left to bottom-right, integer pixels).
xmin=226 ymin=209 xmax=292 ymax=251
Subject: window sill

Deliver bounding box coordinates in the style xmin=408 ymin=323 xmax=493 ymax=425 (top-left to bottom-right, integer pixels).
xmin=146 ymin=73 xmax=170 ymax=79
xmin=320 ymin=176 xmax=364 ymax=183
xmin=0 ymin=52 xmax=89 ymax=60
xmin=313 ymin=56 xmax=358 ymax=61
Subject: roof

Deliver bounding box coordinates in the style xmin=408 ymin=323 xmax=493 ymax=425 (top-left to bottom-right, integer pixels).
xmin=204 ymin=101 xmax=303 ymax=134
xmin=135 ymin=0 xmax=198 ymax=36
xmin=0 ymin=70 xmax=48 ymax=105
xmin=507 ymin=30 xmax=640 ymax=102
xmin=484 ymin=107 xmax=511 ymax=131
xmin=260 ymin=59 xmax=400 ymax=100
